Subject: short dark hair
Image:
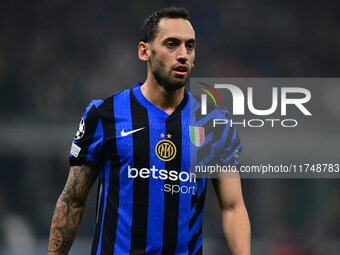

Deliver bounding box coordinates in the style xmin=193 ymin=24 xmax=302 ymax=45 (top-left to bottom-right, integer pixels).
xmin=140 ymin=7 xmax=190 ymax=43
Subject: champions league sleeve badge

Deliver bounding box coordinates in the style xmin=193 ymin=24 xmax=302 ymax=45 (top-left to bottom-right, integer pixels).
xmin=233 ymin=149 xmax=241 ymax=161
xmin=75 ymin=117 xmax=85 ymax=140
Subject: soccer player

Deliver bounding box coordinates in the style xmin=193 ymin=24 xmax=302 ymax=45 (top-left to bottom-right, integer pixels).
xmin=47 ymin=7 xmax=251 ymax=255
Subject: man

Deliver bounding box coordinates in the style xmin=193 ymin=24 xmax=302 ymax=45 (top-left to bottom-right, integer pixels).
xmin=48 ymin=7 xmax=251 ymax=255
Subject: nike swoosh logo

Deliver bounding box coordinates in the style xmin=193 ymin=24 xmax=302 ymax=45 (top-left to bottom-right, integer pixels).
xmin=121 ymin=127 xmax=145 ymax=137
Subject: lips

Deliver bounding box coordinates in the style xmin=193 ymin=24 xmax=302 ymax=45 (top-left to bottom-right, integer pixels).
xmin=173 ymin=65 xmax=188 ymax=76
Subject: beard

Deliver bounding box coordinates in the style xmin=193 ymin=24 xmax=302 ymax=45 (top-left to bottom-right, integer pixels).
xmin=150 ymin=49 xmax=190 ymax=91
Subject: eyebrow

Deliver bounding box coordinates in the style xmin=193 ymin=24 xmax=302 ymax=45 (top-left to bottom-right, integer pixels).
xmin=163 ymin=37 xmax=196 ymax=44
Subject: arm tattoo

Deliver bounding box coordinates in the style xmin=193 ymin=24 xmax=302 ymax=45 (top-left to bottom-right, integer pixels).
xmin=48 ymin=228 xmax=63 ymax=252
xmin=47 ymin=164 xmax=99 ymax=254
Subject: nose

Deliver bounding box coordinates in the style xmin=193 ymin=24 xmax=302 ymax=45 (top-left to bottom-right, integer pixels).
xmin=177 ymin=44 xmax=188 ymax=64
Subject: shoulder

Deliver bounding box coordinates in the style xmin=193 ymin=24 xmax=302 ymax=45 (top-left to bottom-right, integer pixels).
xmin=84 ymin=99 xmax=104 ymax=111
xmin=89 ymin=87 xmax=132 ymax=113
xmin=188 ymin=91 xmax=232 ymax=123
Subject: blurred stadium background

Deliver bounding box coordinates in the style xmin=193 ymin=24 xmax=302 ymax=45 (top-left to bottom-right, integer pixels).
xmin=0 ymin=1 xmax=339 ymax=254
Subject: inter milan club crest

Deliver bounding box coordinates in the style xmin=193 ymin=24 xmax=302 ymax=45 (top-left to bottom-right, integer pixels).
xmin=75 ymin=117 xmax=85 ymax=140
xmin=155 ymin=133 xmax=177 ymax=161
xmin=189 ymin=126 xmax=205 ymax=147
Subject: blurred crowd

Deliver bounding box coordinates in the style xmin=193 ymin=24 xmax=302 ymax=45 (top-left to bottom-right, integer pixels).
xmin=1 ymin=0 xmax=340 ymax=121
xmin=0 ymin=1 xmax=339 ymax=254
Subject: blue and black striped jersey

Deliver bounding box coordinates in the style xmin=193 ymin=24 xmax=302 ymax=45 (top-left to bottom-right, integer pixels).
xmin=69 ymin=82 xmax=241 ymax=255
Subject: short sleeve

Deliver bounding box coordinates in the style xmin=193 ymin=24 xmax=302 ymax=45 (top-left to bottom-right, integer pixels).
xmin=69 ymin=100 xmax=104 ymax=166
xmin=212 ymin=109 xmax=242 ymax=167
xmin=219 ymin=125 xmax=242 ymax=167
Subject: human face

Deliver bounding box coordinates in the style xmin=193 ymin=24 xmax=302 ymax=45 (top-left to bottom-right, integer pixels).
xmin=149 ymin=18 xmax=196 ymax=90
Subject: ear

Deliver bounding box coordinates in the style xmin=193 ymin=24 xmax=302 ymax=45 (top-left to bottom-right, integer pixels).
xmin=138 ymin=42 xmax=151 ymax=62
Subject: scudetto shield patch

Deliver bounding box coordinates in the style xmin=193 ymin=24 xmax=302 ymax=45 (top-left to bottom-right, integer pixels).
xmin=189 ymin=126 xmax=205 ymax=147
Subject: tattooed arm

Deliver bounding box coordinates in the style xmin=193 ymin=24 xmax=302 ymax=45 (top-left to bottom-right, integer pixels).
xmin=48 ymin=163 xmax=100 ymax=255
xmin=212 ymin=177 xmax=251 ymax=255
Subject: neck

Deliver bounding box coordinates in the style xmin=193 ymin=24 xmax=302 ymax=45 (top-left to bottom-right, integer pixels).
xmin=140 ymin=76 xmax=185 ymax=115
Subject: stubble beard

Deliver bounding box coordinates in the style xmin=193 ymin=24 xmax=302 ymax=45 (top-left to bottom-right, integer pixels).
xmin=150 ymin=49 xmax=189 ymax=91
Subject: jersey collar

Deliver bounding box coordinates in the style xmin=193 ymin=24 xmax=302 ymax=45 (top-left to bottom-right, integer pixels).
xmin=132 ymin=82 xmax=189 ymax=119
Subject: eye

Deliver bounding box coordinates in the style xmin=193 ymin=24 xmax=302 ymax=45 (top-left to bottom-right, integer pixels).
xmin=186 ymin=43 xmax=195 ymax=51
xmin=166 ymin=42 xmax=176 ymax=48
